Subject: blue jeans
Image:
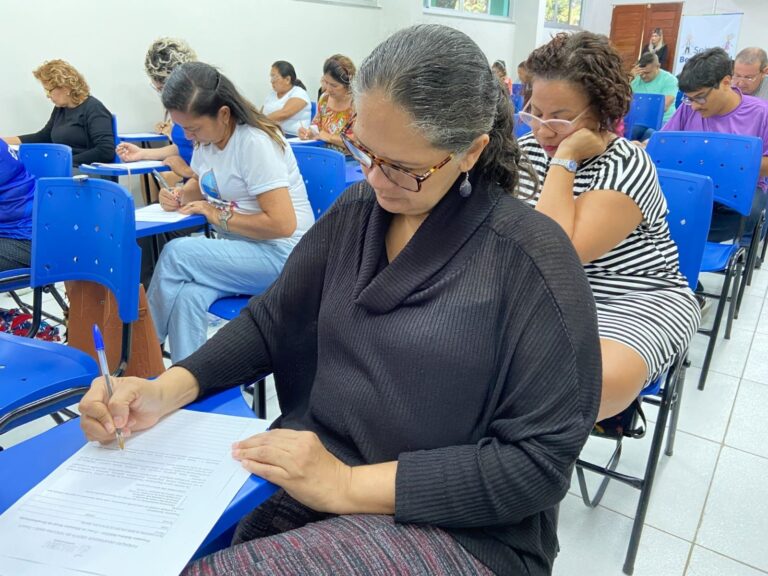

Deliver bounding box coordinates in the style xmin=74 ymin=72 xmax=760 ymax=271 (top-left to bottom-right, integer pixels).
xmin=147 ymin=235 xmax=294 ymax=363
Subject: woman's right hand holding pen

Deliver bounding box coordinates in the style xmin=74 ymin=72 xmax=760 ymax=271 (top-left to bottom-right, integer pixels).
xmin=79 ymin=376 xmax=166 ymax=444
xmin=115 ymin=142 xmax=145 ymax=162
xmin=158 ymin=186 xmax=182 ymax=211
xmin=79 ymin=368 xmax=201 ymax=445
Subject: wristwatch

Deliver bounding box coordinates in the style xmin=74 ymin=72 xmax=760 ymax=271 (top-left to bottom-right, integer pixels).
xmin=218 ymin=205 xmax=233 ymax=232
xmin=550 ymin=158 xmax=578 ymax=173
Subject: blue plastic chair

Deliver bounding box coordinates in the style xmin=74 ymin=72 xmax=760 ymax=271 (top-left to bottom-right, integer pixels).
xmin=646 ymin=131 xmax=763 ymax=390
xmin=1 ymin=144 xmax=74 ymax=309
xmin=310 ymin=101 xmax=317 ymax=119
xmin=675 ymin=90 xmax=684 ymax=109
xmin=513 ymin=113 xmax=532 ymax=138
xmin=0 ymin=176 xmax=141 ymax=435
xmin=111 ymin=114 xmax=120 ymax=163
xmin=624 ymin=94 xmax=665 ymax=141
xmin=576 ymin=168 xmax=713 ymax=575
xmin=18 ymin=143 xmax=72 ymax=178
xmin=659 ymin=168 xmax=714 ymax=292
xmin=293 ymin=146 xmax=347 ymax=218
xmin=206 ymin=148 xmax=347 ymax=418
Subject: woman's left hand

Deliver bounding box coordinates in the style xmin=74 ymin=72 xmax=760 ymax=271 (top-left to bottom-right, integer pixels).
xmin=232 ymin=429 xmax=352 ymax=514
xmin=556 ymin=128 xmax=614 ymax=162
xmin=179 ymin=200 xmax=218 ymax=223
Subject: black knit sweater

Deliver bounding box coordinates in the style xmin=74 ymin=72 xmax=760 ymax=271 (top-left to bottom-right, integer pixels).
xmin=178 ymin=176 xmax=602 ymax=575
xmin=19 ymin=96 xmax=114 ymax=165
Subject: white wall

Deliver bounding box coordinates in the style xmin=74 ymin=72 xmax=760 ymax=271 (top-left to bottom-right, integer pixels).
xmin=581 ymin=0 xmax=767 ymax=53
xmin=0 ymin=0 xmax=537 ymax=135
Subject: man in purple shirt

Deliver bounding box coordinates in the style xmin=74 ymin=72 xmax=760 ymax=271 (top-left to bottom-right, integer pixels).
xmin=662 ymin=47 xmax=768 ymax=242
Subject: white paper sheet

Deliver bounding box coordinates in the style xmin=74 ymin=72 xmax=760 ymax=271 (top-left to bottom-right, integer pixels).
xmin=0 ymin=410 xmax=269 ymax=576
xmin=135 ymin=203 xmax=192 ymax=223
xmin=119 ymin=132 xmax=168 ymax=139
xmin=286 ymin=136 xmax=318 ymax=144
xmin=87 ymin=160 xmax=167 ymax=170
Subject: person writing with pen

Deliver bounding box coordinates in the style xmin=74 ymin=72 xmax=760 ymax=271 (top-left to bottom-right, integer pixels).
xmin=145 ymin=61 xmax=313 ymax=363
xmin=115 ymin=38 xmax=199 ymax=183
xmin=80 ymin=25 xmax=601 ymax=576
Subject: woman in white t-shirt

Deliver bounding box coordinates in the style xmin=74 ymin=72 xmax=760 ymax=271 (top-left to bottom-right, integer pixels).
xmin=148 ymin=62 xmax=315 ymax=362
xmin=263 ymin=61 xmax=312 ymax=137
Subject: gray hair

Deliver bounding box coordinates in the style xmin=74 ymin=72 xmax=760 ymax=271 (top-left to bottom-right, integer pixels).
xmin=353 ymin=24 xmax=526 ymax=196
xmin=735 ymin=47 xmax=768 ymax=69
xmin=144 ymin=37 xmax=197 ymax=85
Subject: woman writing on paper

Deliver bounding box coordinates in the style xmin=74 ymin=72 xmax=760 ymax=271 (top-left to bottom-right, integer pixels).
xmin=80 ymin=25 xmax=601 ymax=576
xmin=3 ymin=60 xmax=114 ymax=166
xmin=296 ymin=54 xmax=355 ymax=153
xmin=145 ymin=62 xmax=313 ymax=363
xmin=115 ymin=38 xmax=198 ymax=181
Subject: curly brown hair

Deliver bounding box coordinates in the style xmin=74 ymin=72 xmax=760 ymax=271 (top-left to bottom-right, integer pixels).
xmin=33 ymin=59 xmax=90 ymax=106
xmin=524 ymin=32 xmax=631 ymax=131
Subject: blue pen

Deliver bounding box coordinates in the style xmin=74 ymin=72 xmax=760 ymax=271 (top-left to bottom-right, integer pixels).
xmin=92 ymin=324 xmax=125 ymax=450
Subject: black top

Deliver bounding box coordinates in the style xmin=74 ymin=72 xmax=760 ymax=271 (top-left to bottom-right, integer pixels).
xmin=642 ymin=44 xmax=669 ymax=70
xmin=178 ymin=176 xmax=602 ymax=576
xmin=19 ymin=96 xmax=114 ymax=165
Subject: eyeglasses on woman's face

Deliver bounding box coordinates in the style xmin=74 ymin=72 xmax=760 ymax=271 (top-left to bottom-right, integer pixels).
xmin=681 ymin=87 xmax=714 ymax=106
xmin=518 ymin=104 xmax=590 ymax=135
xmin=340 ymin=118 xmax=454 ymax=192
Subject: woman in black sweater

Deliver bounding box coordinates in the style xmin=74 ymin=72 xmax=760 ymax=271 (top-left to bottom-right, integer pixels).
xmin=79 ymin=25 xmax=602 ymax=576
xmin=3 ymin=59 xmax=114 ymax=166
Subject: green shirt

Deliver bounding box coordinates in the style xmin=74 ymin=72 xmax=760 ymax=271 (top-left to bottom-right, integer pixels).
xmin=631 ymin=69 xmax=679 ymax=122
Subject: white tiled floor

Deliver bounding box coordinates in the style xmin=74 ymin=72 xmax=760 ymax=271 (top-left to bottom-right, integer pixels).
xmin=3 ymin=269 xmax=768 ymax=575
xmin=555 ymin=269 xmax=768 ymax=576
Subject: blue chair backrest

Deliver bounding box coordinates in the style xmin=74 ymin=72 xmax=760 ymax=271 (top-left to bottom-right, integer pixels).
xmin=310 ymin=101 xmax=317 ymax=119
xmin=657 ymin=168 xmax=714 ymax=290
xmin=675 ymin=90 xmax=684 ymax=108
xmin=31 ymin=177 xmax=141 ymax=322
xmin=18 ymin=143 xmax=72 ymax=177
xmin=293 ymin=147 xmax=346 ymax=218
xmin=646 ymin=131 xmax=762 ymax=216
xmin=111 ymin=114 xmax=120 ymax=162
xmin=625 ymin=93 xmax=665 ymax=136
xmin=514 ymin=114 xmax=532 ymax=138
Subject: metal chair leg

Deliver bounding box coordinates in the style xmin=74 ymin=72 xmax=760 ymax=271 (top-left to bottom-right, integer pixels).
xmin=576 ymin=439 xmax=623 ymax=508
xmin=622 ymin=376 xmax=676 ymax=575
xmin=251 ymin=378 xmax=267 ymax=419
xmin=725 ymin=257 xmax=743 ymax=339
xmin=699 ymin=262 xmax=734 ymax=390
xmin=665 ymin=357 xmax=686 ymax=457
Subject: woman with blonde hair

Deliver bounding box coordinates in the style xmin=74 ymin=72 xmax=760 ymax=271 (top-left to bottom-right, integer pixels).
xmin=297 ymin=54 xmax=355 ymax=152
xmin=3 ymin=59 xmax=114 ymax=165
xmin=642 ymin=28 xmax=668 ymax=69
xmin=116 ymin=38 xmax=197 ymax=179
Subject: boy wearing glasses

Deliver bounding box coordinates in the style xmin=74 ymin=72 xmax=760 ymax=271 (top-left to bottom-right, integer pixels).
xmin=733 ymin=47 xmax=768 ymax=101
xmin=662 ymin=47 xmax=768 ymax=243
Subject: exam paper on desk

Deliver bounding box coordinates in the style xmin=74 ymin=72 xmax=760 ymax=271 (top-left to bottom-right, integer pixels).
xmin=135 ymin=203 xmax=192 ymax=223
xmin=0 ymin=410 xmax=269 ymax=576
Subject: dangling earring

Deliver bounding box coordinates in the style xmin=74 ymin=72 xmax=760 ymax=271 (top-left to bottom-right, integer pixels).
xmin=459 ymin=172 xmax=472 ymax=198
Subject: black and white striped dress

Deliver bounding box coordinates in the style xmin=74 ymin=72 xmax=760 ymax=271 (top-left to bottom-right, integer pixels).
xmin=517 ymin=134 xmax=701 ymax=383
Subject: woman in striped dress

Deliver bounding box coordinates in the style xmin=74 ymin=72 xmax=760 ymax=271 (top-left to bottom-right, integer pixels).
xmin=517 ymin=31 xmax=701 ymax=421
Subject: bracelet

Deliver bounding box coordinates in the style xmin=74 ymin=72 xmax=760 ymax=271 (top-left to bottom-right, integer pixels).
xmin=218 ymin=205 xmax=233 ymax=232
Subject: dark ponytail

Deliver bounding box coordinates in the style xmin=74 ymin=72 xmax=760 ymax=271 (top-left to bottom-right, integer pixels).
xmin=163 ymin=61 xmax=285 ymax=147
xmin=272 ymin=60 xmax=306 ymax=90
xmin=474 ymin=82 xmax=535 ymax=198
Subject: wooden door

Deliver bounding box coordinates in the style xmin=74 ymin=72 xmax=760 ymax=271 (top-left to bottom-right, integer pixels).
xmin=610 ymin=5 xmax=647 ymax=72
xmin=610 ymin=3 xmax=683 ymax=72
